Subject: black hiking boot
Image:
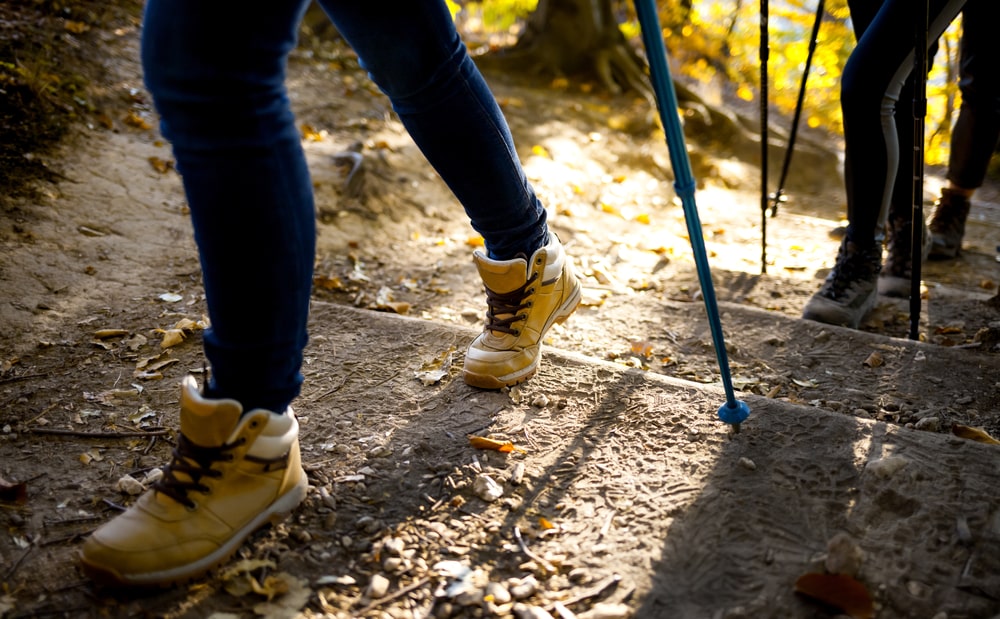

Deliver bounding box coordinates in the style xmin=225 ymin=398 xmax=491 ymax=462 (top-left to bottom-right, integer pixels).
xmin=802 ymin=238 xmax=882 ymax=329
xmin=878 ymin=214 xmax=929 ymax=299
xmin=928 ymin=188 xmax=971 ymax=260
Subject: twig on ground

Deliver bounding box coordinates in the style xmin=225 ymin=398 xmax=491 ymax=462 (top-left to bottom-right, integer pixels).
xmin=355 ymin=576 xmax=431 ymax=615
xmin=3 ymin=544 xmax=33 ymax=581
xmin=513 ymin=526 xmax=556 ymax=573
xmin=27 ymin=427 xmax=169 ymax=438
xmin=554 ymin=573 xmax=622 ymax=609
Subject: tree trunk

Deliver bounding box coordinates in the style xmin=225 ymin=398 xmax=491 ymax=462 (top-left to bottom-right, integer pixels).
xmin=478 ymin=0 xmax=649 ymax=96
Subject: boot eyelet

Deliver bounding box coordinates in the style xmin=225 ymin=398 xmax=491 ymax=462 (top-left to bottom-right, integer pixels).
xmin=513 ymin=330 xmax=521 ymax=336
xmin=535 ymin=257 xmax=543 ymax=265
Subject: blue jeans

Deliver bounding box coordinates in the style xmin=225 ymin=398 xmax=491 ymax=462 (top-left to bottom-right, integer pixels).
xmin=141 ymin=0 xmax=548 ymax=412
xmin=840 ymin=0 xmax=966 ymax=246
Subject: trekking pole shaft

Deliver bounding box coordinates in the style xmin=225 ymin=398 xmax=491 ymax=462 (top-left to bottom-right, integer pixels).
xmin=773 ymin=0 xmax=824 ymax=211
xmin=633 ymin=0 xmax=750 ymax=427
xmin=760 ymin=0 xmax=769 ymax=273
xmin=909 ymin=0 xmax=928 ymax=340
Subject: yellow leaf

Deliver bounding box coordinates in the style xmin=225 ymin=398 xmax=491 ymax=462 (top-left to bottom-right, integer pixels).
xmin=634 ymin=213 xmax=651 ymax=225
xmin=737 ymin=85 xmax=754 ymax=102
xmin=952 ymin=424 xmax=1000 ymax=445
xmin=630 ymin=340 xmax=654 ymax=358
xmin=468 ymin=436 xmax=525 ymax=454
xmin=531 ymin=144 xmax=551 ymax=158
xmin=600 ymin=203 xmax=622 ymax=217
xmin=539 ymin=517 xmax=556 ymax=530
xmin=466 ymin=235 xmax=485 ymax=247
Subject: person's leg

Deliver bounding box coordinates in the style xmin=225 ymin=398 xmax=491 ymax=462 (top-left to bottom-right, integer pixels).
xmin=318 ymin=0 xmax=546 ymax=260
xmin=930 ymin=0 xmax=1000 ymax=258
xmin=142 ymin=0 xmax=317 ymax=414
xmin=80 ymin=0 xmax=312 ymax=586
xmin=320 ymin=1 xmax=580 ymax=387
xmin=804 ymin=0 xmax=965 ymax=326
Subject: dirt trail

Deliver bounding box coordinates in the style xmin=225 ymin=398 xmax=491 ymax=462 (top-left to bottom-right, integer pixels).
xmin=1 ymin=25 xmax=999 ymax=619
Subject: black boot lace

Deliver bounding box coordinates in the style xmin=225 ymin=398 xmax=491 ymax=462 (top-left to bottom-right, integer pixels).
xmin=483 ymin=271 xmax=539 ymax=336
xmin=154 ymin=433 xmax=245 ymax=509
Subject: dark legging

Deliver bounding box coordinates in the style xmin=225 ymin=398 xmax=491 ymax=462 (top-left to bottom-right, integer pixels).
xmin=841 ymin=0 xmax=966 ymax=247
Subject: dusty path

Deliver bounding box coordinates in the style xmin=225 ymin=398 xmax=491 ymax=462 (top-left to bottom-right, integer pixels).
xmin=1 ymin=26 xmax=1000 ymax=619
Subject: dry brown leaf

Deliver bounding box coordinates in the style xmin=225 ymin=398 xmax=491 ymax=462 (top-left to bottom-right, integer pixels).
xmin=951 ymin=424 xmax=1000 ymax=445
xmin=0 ymin=476 xmax=28 ymax=504
xmin=64 ymin=20 xmax=90 ymax=33
xmin=630 ymin=340 xmax=654 ymax=358
xmin=794 ymin=572 xmax=874 ymax=619
xmin=148 ymin=156 xmax=173 ymax=173
xmin=862 ymin=351 xmax=884 ymax=368
xmin=94 ymin=328 xmax=129 ymax=339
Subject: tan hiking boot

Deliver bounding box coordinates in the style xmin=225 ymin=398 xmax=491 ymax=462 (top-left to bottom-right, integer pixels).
xmin=79 ymin=376 xmax=308 ymax=587
xmin=463 ymin=233 xmax=581 ymax=389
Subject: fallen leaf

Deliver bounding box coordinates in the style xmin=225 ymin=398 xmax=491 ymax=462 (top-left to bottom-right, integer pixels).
xmin=148 ymin=156 xmax=174 ymax=173
xmin=952 ymin=424 xmax=1000 ymax=445
xmin=0 ymin=476 xmax=28 ymax=504
xmin=531 ymin=144 xmax=551 ymax=158
xmin=539 ymin=517 xmax=556 ymax=530
xmin=630 ymin=340 xmax=654 ymax=358
xmin=94 ymin=328 xmax=129 ymax=339
xmin=64 ymin=20 xmax=90 ymax=33
xmin=794 ymin=572 xmax=874 ymax=619
xmin=468 ymin=436 xmax=525 ymax=454
xmin=313 ymin=274 xmax=344 ymax=291
xmin=862 ymin=351 xmax=883 ymax=368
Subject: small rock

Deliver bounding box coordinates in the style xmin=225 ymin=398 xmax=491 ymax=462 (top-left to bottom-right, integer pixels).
xmin=507 ymin=575 xmax=539 ymax=600
xmin=531 ymin=394 xmax=550 ymax=408
xmin=485 ymin=581 xmax=511 ymax=605
xmin=383 ymin=536 xmax=405 ymax=556
xmin=510 ymin=462 xmax=525 ymax=485
xmin=825 ymin=532 xmax=864 ymax=576
xmin=914 ymin=417 xmax=941 ymax=432
xmin=116 ymin=474 xmax=144 ymax=496
xmin=473 ymin=474 xmax=504 ymax=502
xmin=366 ymin=573 xmax=390 ymax=599
xmin=513 ymin=604 xmax=555 ymax=619
xmin=738 ymin=457 xmax=756 ymax=471
xmin=865 ymin=455 xmax=909 ymax=479
xmin=577 ymin=603 xmax=633 ymax=619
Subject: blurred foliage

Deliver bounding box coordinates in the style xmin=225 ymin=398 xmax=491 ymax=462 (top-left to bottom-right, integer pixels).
xmin=458 ymin=0 xmax=964 ymax=165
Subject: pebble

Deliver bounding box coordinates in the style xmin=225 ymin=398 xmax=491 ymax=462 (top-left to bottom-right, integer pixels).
xmin=914 ymin=417 xmax=941 ymax=432
xmin=532 ymin=394 xmax=550 ymax=408
xmin=507 ymin=575 xmax=539 ymax=600
xmin=510 ymin=462 xmax=525 ymax=485
xmin=865 ymin=455 xmax=909 ymax=479
xmin=485 ymin=582 xmax=511 ymax=605
xmin=116 ymin=474 xmax=144 ymax=496
xmin=473 ymin=474 xmax=504 ymax=502
xmin=366 ymin=573 xmax=390 ymax=599
xmin=383 ymin=536 xmax=405 ymax=556
xmin=825 ymin=532 xmax=864 ymax=576
xmin=577 ymin=603 xmax=632 ymax=619
xmin=513 ymin=604 xmax=555 ymax=619
xmin=737 ymin=457 xmax=756 ymax=471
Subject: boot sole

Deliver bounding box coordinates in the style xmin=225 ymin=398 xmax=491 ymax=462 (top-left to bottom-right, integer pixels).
xmin=463 ymin=282 xmax=582 ymax=390
xmin=79 ymin=475 xmax=309 ymax=588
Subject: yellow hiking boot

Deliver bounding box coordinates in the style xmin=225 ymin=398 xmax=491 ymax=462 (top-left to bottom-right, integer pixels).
xmin=464 ymin=233 xmax=581 ymax=389
xmin=79 ymin=376 xmax=308 ymax=587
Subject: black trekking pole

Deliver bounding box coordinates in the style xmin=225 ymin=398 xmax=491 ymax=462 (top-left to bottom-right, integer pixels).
xmin=760 ymin=0 xmax=770 ymax=274
xmin=909 ymin=0 xmax=929 ymax=340
xmin=768 ymin=0 xmax=825 ymax=219
xmin=633 ymin=0 xmax=751 ymax=432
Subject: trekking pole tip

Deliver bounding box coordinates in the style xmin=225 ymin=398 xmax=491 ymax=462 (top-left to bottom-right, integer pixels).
xmin=718 ymin=399 xmax=751 ymax=431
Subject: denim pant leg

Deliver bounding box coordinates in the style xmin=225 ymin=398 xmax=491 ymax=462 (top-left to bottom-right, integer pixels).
xmin=142 ymin=0 xmax=315 ymax=413
xmin=318 ymin=1 xmax=548 ymax=260
xmin=840 ymin=0 xmax=965 ymax=246
xmin=947 ymin=0 xmax=1000 ymax=189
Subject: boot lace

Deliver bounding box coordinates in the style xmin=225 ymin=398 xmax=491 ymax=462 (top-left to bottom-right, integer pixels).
xmin=483 ymin=271 xmax=539 ymax=336
xmin=154 ymin=433 xmax=244 ymax=508
xmin=819 ymin=241 xmax=880 ymax=300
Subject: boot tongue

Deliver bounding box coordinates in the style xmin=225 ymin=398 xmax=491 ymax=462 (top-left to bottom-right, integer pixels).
xmin=178 ymin=377 xmax=244 ymax=447
xmin=473 ymin=252 xmax=529 ymax=294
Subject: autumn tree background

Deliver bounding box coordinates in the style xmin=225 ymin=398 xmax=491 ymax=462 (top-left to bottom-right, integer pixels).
xmin=450 ymin=0 xmax=964 ymax=165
